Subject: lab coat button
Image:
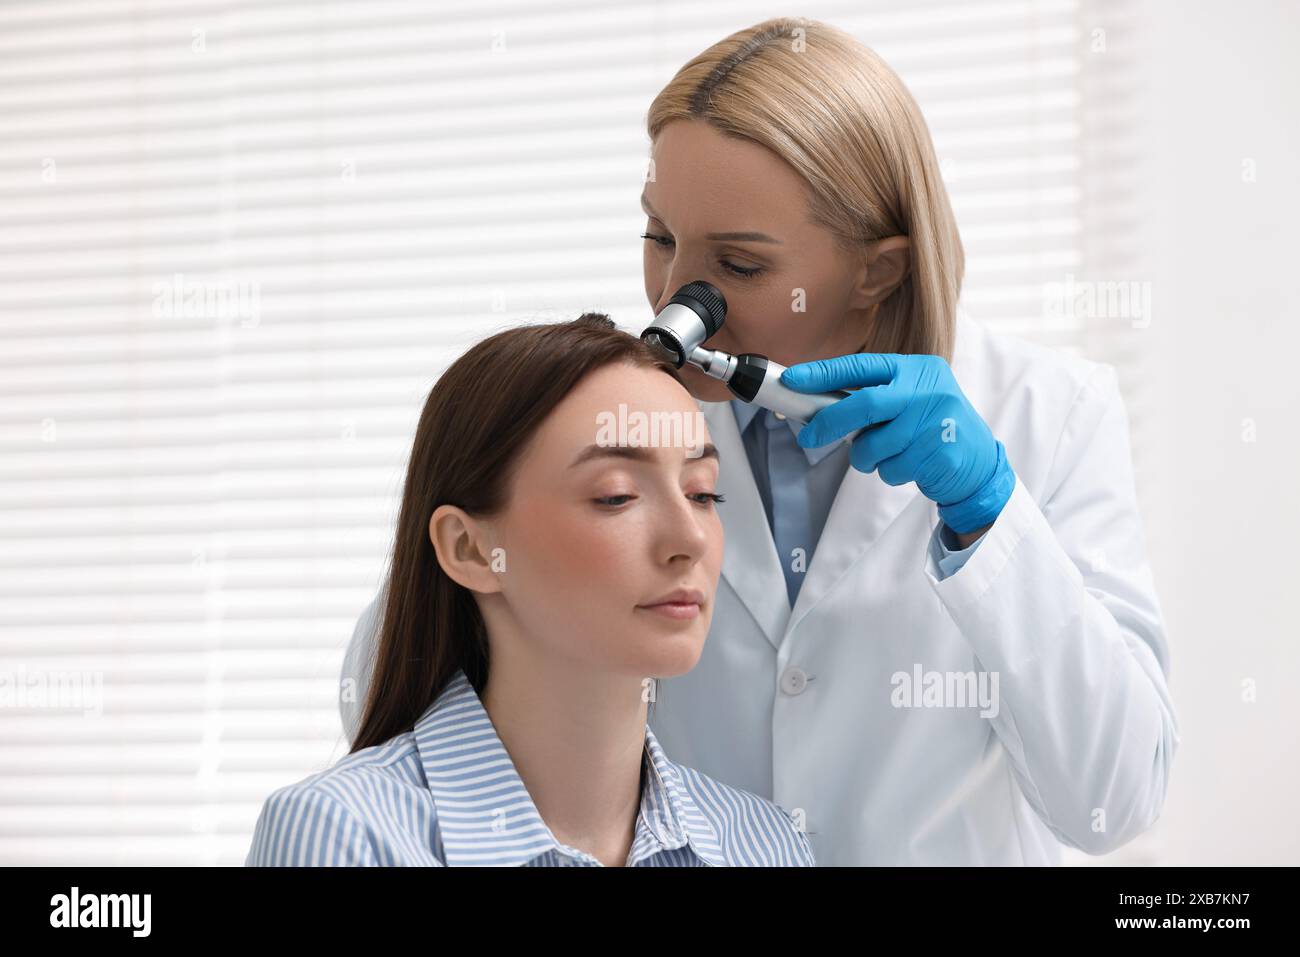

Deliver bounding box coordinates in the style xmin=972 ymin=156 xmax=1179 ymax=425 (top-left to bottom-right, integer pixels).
xmin=773 ymin=411 xmax=787 ymax=420
xmin=780 ymin=666 xmax=808 ymax=695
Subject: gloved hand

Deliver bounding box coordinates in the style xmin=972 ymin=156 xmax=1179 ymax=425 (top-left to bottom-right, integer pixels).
xmin=780 ymin=353 xmax=1015 ymax=534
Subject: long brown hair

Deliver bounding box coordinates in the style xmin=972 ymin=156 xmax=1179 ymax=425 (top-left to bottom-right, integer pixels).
xmin=647 ymin=16 xmax=964 ymax=361
xmin=349 ymin=314 xmax=683 ymax=753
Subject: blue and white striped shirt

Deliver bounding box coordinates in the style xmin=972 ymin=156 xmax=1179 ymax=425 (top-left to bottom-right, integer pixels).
xmin=247 ymin=669 xmax=815 ymax=867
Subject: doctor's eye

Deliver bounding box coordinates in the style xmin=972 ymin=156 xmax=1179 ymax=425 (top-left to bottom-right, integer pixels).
xmin=720 ymin=260 xmax=761 ymax=280
xmin=640 ymin=232 xmax=761 ymax=280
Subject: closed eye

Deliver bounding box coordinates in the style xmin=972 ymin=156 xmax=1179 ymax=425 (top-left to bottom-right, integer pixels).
xmin=640 ymin=232 xmax=763 ymax=280
xmin=593 ymin=491 xmax=725 ymax=509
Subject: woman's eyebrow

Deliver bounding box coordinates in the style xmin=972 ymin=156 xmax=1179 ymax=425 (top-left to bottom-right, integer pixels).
xmin=705 ymin=230 xmax=782 ymax=244
xmin=568 ymin=443 xmax=720 ymax=469
xmin=639 ymin=193 xmax=782 ymax=244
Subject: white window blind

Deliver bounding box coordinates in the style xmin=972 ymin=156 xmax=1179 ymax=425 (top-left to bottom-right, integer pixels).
xmin=0 ymin=0 xmax=1142 ymax=864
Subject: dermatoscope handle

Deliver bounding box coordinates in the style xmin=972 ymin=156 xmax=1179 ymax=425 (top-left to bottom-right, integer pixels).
xmin=636 ymin=281 xmax=880 ymax=445
xmin=732 ymin=355 xmax=881 ymax=445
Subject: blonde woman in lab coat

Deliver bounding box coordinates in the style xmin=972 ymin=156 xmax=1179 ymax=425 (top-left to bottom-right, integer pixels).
xmin=340 ymin=17 xmax=1180 ymax=866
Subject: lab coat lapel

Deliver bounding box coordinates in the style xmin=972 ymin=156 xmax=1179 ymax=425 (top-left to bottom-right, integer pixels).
xmin=699 ymin=399 xmax=791 ymax=651
xmin=785 ymin=459 xmax=923 ymax=638
xmin=786 ymin=312 xmax=979 ymax=637
xmin=700 ymin=397 xmax=923 ymax=650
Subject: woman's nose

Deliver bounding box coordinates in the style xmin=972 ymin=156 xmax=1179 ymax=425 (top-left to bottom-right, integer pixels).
xmin=651 ymin=280 xmax=679 ymax=316
xmin=653 ymin=260 xmax=698 ymax=315
xmin=656 ymin=492 xmax=715 ymax=562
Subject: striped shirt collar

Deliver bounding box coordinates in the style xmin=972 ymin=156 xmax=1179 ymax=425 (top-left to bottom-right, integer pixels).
xmin=413 ymin=669 xmax=728 ymax=867
xmin=730 ymin=399 xmax=842 ymax=466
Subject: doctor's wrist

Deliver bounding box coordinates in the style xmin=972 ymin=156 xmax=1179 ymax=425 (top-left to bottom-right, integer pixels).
xmin=951 ymin=524 xmax=992 ymax=548
xmin=936 ymin=440 xmax=1016 ymax=535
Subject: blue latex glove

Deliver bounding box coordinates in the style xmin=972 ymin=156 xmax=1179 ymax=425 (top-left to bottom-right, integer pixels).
xmin=780 ymin=353 xmax=1015 ymax=534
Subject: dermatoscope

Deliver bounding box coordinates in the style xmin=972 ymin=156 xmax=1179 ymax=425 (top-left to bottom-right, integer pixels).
xmin=639 ymin=280 xmax=877 ymax=441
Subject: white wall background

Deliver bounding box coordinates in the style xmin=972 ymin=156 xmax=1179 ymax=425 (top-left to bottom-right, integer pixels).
xmin=1121 ymin=0 xmax=1299 ymax=867
xmin=0 ymin=0 xmax=1295 ymax=865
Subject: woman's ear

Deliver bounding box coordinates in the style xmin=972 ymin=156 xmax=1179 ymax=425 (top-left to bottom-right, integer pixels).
xmin=851 ymin=234 xmax=911 ymax=308
xmin=428 ymin=505 xmax=503 ymax=596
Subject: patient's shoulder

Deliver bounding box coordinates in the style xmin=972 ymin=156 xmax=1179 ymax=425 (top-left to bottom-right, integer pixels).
xmin=247 ymin=731 xmax=438 ymax=866
xmin=285 ymin=731 xmax=427 ymax=812
xmin=674 ymin=764 xmax=816 ymax=866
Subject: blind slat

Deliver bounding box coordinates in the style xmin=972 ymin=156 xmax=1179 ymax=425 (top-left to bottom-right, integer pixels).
xmin=2 ymin=0 xmax=1149 ymax=866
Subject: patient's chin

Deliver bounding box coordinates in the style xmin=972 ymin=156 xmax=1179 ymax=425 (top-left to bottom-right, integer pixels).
xmin=626 ymin=631 xmax=706 ymax=680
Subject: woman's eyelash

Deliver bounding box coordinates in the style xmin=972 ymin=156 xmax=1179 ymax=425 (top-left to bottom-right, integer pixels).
xmin=594 ymin=492 xmax=726 ymax=507
xmin=639 ymin=233 xmax=763 ymax=280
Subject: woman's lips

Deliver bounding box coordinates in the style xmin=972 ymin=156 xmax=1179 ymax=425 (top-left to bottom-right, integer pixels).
xmin=636 ymin=601 xmax=702 ymax=620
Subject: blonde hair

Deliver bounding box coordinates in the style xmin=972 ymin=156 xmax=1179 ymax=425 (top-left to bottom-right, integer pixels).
xmin=647 ymin=17 xmax=963 ymax=361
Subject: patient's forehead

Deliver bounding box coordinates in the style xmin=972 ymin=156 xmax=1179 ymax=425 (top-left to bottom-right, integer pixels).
xmin=519 ymin=364 xmax=713 ymax=475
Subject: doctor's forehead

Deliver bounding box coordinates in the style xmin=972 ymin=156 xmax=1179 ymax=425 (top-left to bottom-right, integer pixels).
xmin=645 ymin=120 xmax=809 ymax=227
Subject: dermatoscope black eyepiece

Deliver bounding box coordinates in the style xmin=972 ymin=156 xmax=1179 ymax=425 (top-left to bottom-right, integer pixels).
xmin=668 ymin=281 xmax=726 ymax=338
xmin=640 ymin=280 xmax=727 ymax=368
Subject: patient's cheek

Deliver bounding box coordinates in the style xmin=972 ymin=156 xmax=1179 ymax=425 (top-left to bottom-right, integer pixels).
xmin=511 ymin=499 xmax=640 ymax=586
xmin=552 ymin=518 xmax=637 ymax=580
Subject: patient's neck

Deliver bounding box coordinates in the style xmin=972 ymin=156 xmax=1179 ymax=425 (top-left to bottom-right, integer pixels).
xmin=481 ymin=645 xmax=649 ymax=868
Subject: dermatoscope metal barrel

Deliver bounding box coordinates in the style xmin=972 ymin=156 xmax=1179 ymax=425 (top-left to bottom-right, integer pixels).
xmin=641 ymin=280 xmax=868 ymax=440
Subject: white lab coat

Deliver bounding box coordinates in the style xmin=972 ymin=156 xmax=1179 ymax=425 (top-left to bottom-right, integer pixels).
xmin=340 ymin=309 xmax=1180 ymax=866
